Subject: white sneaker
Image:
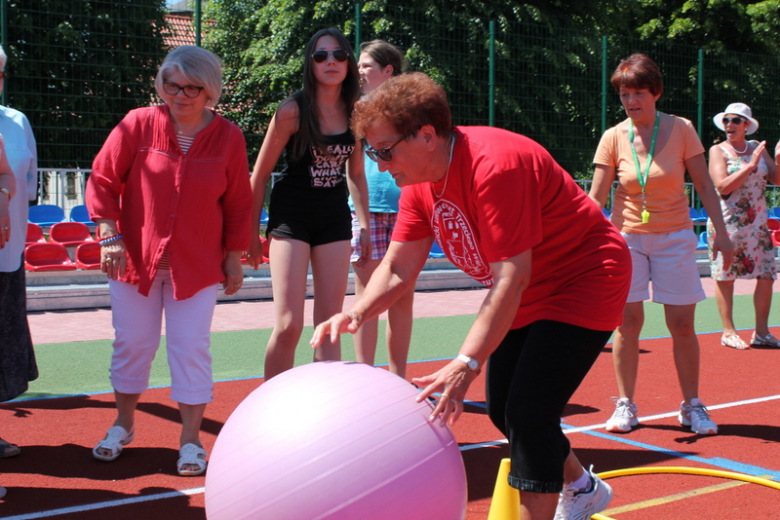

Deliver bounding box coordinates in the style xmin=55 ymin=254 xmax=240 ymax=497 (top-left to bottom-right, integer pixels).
xmin=678 ymin=398 xmax=718 ymax=435
xmin=605 ymin=397 xmax=638 ymax=433
xmin=554 ymin=465 xmax=613 ymax=520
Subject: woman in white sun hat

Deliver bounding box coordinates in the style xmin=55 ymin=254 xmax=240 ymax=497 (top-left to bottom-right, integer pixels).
xmin=708 ymin=102 xmax=778 ymax=349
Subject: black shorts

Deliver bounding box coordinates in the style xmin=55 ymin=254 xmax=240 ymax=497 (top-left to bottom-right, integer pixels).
xmin=485 ymin=320 xmax=611 ymax=494
xmin=267 ymin=212 xmax=351 ymax=247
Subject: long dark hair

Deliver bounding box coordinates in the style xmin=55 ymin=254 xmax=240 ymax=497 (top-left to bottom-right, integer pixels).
xmin=284 ymin=27 xmax=360 ymax=161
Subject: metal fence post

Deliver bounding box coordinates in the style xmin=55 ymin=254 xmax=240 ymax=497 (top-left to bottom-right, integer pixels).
xmin=1 ymin=0 xmax=6 ymax=107
xmin=489 ymin=20 xmax=495 ymax=127
xmin=354 ymin=2 xmax=361 ymax=54
xmin=601 ymin=36 xmax=608 ymax=136
xmin=697 ymin=49 xmax=704 ymax=142
xmin=195 ymin=0 xmax=202 ymax=47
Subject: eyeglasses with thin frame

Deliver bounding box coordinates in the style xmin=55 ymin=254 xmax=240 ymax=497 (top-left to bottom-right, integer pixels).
xmin=722 ymin=116 xmax=745 ymax=126
xmin=312 ymin=49 xmax=349 ymax=63
xmin=162 ymin=80 xmax=204 ymax=98
xmin=364 ymin=128 xmax=418 ymax=162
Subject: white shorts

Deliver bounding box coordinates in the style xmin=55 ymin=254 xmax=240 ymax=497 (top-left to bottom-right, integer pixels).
xmin=622 ymin=228 xmax=705 ymax=305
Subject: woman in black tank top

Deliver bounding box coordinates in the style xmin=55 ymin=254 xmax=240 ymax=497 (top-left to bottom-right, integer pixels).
xmin=247 ymin=27 xmax=371 ymax=380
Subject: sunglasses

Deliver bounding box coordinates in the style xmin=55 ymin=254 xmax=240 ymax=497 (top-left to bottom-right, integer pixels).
xmin=162 ymin=80 xmax=204 ymax=98
xmin=364 ymin=128 xmax=418 ymax=162
xmin=0 ymin=72 xmax=7 ymax=80
xmin=312 ymin=49 xmax=349 ymax=63
xmin=722 ymin=117 xmax=745 ymax=126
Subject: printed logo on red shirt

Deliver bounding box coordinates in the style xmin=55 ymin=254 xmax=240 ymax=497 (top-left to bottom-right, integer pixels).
xmin=432 ymin=200 xmax=493 ymax=286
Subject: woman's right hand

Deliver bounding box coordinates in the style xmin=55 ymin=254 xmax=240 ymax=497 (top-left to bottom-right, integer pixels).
xmin=310 ymin=312 xmax=360 ymax=349
xmin=101 ymin=239 xmax=127 ymax=280
xmin=246 ymin=234 xmax=265 ymax=269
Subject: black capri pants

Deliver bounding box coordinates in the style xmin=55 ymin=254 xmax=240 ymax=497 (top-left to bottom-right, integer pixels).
xmin=486 ymin=320 xmax=611 ymax=494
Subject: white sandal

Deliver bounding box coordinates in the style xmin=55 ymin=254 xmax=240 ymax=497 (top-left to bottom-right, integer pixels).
xmin=721 ymin=334 xmax=748 ymax=350
xmin=93 ymin=425 xmax=134 ymax=462
xmin=751 ymin=332 xmax=780 ymax=348
xmin=177 ymin=443 xmax=207 ymax=476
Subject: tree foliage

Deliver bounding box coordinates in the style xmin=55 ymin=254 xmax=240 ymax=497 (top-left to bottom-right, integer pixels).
xmin=6 ymin=0 xmax=779 ymax=173
xmin=5 ymin=0 xmax=168 ymax=168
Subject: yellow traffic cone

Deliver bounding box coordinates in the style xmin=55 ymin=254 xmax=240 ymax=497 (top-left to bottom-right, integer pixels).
xmin=487 ymin=458 xmax=520 ymax=520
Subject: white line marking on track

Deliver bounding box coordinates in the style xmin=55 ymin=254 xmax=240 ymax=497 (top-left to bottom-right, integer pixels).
xmin=0 ymin=488 xmax=205 ymax=520
xmin=6 ymin=394 xmax=779 ymax=520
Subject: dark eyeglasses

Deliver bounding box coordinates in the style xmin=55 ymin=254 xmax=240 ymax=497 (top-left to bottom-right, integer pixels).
xmin=162 ymin=80 xmax=204 ymax=98
xmin=0 ymin=72 xmax=7 ymax=80
xmin=312 ymin=49 xmax=349 ymax=63
xmin=364 ymin=128 xmax=418 ymax=162
xmin=722 ymin=117 xmax=745 ymax=126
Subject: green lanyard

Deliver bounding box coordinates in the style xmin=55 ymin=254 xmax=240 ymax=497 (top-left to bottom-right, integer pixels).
xmin=628 ymin=111 xmax=660 ymax=223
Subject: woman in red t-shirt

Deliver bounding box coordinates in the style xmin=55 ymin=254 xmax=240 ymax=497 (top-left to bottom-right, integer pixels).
xmin=312 ymin=72 xmax=631 ymax=520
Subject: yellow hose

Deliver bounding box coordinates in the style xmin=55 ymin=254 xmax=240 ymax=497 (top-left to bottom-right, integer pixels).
xmin=590 ymin=466 xmax=780 ymax=520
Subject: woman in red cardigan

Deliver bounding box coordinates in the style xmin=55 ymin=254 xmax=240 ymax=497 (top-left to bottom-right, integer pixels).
xmin=86 ymin=46 xmax=252 ymax=476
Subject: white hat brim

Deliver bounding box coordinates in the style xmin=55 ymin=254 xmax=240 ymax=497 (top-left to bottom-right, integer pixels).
xmin=714 ymin=112 xmax=759 ymax=135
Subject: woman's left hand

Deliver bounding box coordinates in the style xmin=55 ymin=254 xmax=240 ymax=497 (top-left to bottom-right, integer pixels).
xmin=412 ymin=359 xmax=478 ymax=427
xmin=222 ymin=251 xmax=244 ymax=295
xmin=748 ymin=141 xmax=767 ymax=171
xmin=354 ymin=228 xmax=371 ymax=267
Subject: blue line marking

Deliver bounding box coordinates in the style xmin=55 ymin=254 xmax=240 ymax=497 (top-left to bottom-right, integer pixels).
xmin=567 ymin=427 xmax=780 ymax=479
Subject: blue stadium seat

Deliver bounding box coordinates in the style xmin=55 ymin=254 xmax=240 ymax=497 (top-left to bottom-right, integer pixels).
xmin=28 ymin=204 xmax=65 ymax=227
xmin=429 ymin=241 xmax=446 ymax=258
xmin=696 ymin=231 xmax=708 ymax=250
xmin=689 ymin=207 xmax=700 ymax=221
xmin=260 ymin=207 xmax=269 ymax=227
xmin=69 ymin=204 xmax=95 ymax=226
xmin=771 ymin=207 xmax=780 ymax=220
xmin=691 ymin=206 xmax=708 ymax=223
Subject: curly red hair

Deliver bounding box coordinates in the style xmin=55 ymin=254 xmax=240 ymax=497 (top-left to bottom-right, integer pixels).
xmin=351 ymin=72 xmax=452 ymax=139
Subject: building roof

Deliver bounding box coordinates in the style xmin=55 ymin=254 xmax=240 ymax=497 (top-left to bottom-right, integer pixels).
xmin=163 ymin=13 xmax=198 ymax=48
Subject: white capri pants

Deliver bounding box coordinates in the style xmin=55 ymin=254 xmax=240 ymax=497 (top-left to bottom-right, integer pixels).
xmin=108 ymin=270 xmax=219 ymax=405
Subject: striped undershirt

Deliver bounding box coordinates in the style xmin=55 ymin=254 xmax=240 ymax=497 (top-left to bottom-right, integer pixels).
xmin=158 ymin=134 xmax=195 ymax=270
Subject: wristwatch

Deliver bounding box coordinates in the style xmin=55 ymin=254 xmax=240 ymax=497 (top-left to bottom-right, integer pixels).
xmin=456 ymin=354 xmax=481 ymax=374
xmin=0 ymin=187 xmax=9 ymax=200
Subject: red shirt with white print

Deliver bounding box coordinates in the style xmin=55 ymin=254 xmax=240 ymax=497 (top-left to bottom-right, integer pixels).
xmin=393 ymin=126 xmax=630 ymax=331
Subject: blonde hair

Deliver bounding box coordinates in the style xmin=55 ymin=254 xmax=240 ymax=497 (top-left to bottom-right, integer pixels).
xmin=155 ymin=46 xmax=223 ymax=106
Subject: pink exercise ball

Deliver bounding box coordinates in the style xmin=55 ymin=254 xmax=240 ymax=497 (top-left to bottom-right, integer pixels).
xmin=205 ymin=361 xmax=467 ymax=520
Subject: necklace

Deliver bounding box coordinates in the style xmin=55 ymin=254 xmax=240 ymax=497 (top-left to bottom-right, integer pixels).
xmin=433 ymin=133 xmax=456 ymax=199
xmin=731 ymin=141 xmax=749 ymax=155
xmin=628 ymin=111 xmax=660 ymax=224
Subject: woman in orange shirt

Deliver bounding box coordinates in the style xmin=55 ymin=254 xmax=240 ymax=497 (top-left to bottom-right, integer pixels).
xmin=590 ymin=53 xmax=733 ymax=436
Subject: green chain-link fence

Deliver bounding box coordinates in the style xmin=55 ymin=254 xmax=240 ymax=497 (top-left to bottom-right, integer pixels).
xmin=4 ymin=0 xmax=780 ymax=210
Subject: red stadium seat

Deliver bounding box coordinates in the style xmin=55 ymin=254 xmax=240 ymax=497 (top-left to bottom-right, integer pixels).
xmin=48 ymin=222 xmax=95 ymax=248
xmin=773 ymin=230 xmax=780 ymax=248
xmin=26 ymin=222 xmax=46 ymax=246
xmin=75 ymin=242 xmax=102 ymax=270
xmin=24 ymin=243 xmax=77 ymax=271
xmin=767 ymin=218 xmax=780 ymax=231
